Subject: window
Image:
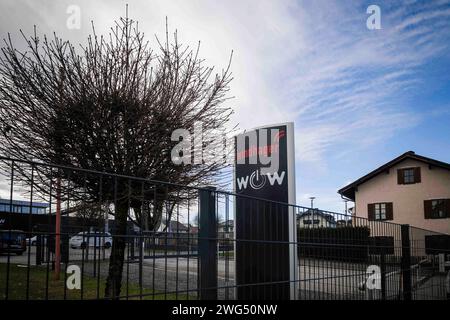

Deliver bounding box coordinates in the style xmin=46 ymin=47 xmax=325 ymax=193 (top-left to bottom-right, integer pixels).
xmin=374 ymin=203 xmax=386 ymax=220
xmin=424 ymin=199 xmax=450 ymax=219
xmin=303 ymin=219 xmax=321 ymax=227
xmin=431 ymin=200 xmax=446 ymax=218
xmin=403 ymin=169 xmax=415 ymax=184
xmin=368 ymin=202 xmax=393 ymax=221
xmin=397 ymin=167 xmax=421 ymax=184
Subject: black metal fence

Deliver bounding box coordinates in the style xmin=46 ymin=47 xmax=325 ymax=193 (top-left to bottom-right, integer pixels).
xmin=0 ymin=157 xmax=449 ymax=300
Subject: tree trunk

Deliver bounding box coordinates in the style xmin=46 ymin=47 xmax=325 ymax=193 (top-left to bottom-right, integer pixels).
xmin=150 ymin=201 xmax=164 ymax=231
xmin=104 ymin=199 xmax=129 ymax=299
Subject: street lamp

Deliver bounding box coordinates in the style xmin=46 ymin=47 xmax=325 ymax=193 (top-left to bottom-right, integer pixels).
xmin=309 ymin=197 xmax=315 ymax=209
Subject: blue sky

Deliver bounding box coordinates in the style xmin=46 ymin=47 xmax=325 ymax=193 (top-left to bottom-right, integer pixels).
xmin=0 ymin=0 xmax=450 ymax=213
xmin=288 ymin=0 xmax=450 ymax=212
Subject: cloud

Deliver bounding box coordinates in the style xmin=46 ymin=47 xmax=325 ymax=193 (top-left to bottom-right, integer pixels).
xmin=3 ymin=1 xmax=445 ymax=161
xmin=281 ymin=0 xmax=450 ymax=166
xmin=0 ymin=176 xmax=10 ymax=199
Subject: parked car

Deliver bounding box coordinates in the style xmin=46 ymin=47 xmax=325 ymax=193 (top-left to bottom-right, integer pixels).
xmin=0 ymin=230 xmax=27 ymax=255
xmin=26 ymin=235 xmax=47 ymax=246
xmin=69 ymin=231 xmax=112 ymax=249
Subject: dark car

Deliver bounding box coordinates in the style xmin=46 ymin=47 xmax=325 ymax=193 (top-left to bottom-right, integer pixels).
xmin=0 ymin=230 xmax=27 ymax=255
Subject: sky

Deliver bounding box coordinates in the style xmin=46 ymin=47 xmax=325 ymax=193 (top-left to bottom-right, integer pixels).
xmin=0 ymin=0 xmax=450 ymax=213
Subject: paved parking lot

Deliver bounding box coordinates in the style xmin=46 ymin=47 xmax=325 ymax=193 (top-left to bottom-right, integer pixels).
xmin=0 ymin=246 xmax=111 ymax=265
xmin=0 ymin=247 xmax=368 ymax=300
xmin=2 ymin=247 xmax=448 ymax=300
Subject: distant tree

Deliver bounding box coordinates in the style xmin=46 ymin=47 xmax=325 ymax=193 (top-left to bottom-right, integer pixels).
xmin=0 ymin=15 xmax=233 ymax=298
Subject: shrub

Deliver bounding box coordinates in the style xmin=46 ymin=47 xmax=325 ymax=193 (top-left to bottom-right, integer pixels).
xmin=297 ymin=226 xmax=370 ymax=262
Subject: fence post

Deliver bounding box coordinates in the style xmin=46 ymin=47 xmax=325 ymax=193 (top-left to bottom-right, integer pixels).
xmin=199 ymin=186 xmax=217 ymax=300
xmin=130 ymin=235 xmax=135 ymax=259
xmin=139 ymin=233 xmax=144 ymax=289
xmin=36 ymin=235 xmax=42 ymax=265
xmin=446 ymin=271 xmax=450 ymax=300
xmin=401 ymin=224 xmax=412 ymax=300
xmin=380 ymin=253 xmax=386 ymax=300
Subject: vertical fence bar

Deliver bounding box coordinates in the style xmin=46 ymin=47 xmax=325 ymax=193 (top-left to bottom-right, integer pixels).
xmin=26 ymin=164 xmax=35 ymax=300
xmin=55 ymin=173 xmax=62 ymax=281
xmin=186 ymin=192 xmax=191 ymax=300
xmin=152 ymin=184 xmax=156 ymax=299
xmin=401 ymin=224 xmax=412 ymax=300
xmin=139 ymin=181 xmax=144 ymax=300
xmin=175 ymin=191 xmax=180 ymax=299
xmin=380 ymin=253 xmax=386 ymax=300
xmin=97 ymin=175 xmax=103 ymax=300
xmin=447 ymin=271 xmax=450 ymax=300
xmin=36 ymin=232 xmax=42 ymax=266
xmin=126 ymin=179 xmax=131 ymax=300
xmin=45 ymin=168 xmax=53 ymax=300
xmin=225 ymin=194 xmax=230 ymax=300
xmin=4 ymin=161 xmax=15 ymax=300
xmin=63 ymin=172 xmax=71 ymax=300
xmin=164 ymin=186 xmax=168 ymax=300
xmin=198 ymin=187 xmax=217 ymax=300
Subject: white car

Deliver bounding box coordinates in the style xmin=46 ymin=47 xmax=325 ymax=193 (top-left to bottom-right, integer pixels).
xmin=69 ymin=231 xmax=112 ymax=249
xmin=26 ymin=235 xmax=47 ymax=246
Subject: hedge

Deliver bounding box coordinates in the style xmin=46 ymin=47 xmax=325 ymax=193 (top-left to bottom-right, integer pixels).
xmin=297 ymin=226 xmax=370 ymax=262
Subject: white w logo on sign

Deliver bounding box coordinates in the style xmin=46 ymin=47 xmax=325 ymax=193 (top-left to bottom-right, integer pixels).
xmin=236 ymin=176 xmax=249 ymax=190
xmin=236 ymin=170 xmax=285 ymax=190
xmin=266 ymin=171 xmax=285 ymax=186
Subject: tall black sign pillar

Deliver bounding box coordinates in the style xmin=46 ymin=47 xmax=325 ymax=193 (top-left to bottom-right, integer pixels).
xmin=234 ymin=122 xmax=297 ymax=300
xmin=199 ymin=187 xmax=217 ymax=300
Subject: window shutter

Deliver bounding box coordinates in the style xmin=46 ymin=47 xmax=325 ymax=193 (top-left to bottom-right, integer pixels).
xmin=368 ymin=203 xmax=375 ymax=221
xmin=386 ymin=202 xmax=394 ymax=220
xmin=424 ymin=200 xmax=432 ymax=219
xmin=397 ymin=169 xmax=403 ymax=184
xmin=446 ymin=199 xmax=450 ymax=218
xmin=414 ymin=167 xmax=421 ymax=183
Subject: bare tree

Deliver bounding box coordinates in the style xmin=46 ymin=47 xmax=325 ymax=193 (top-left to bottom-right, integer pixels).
xmin=0 ymin=15 xmax=233 ymax=298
